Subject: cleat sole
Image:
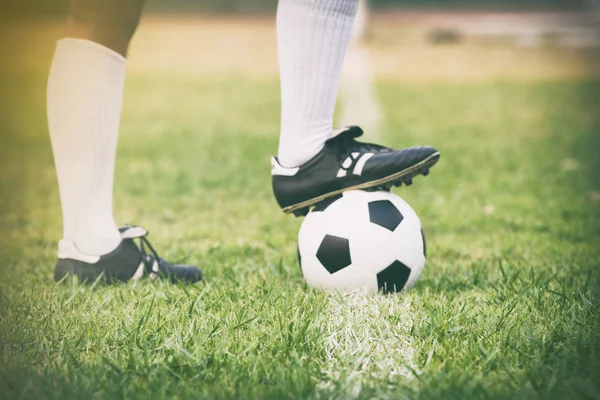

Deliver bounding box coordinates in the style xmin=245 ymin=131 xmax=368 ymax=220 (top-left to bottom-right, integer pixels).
xmin=283 ymin=151 xmax=440 ymax=217
xmin=293 ymin=208 xmax=310 ymax=217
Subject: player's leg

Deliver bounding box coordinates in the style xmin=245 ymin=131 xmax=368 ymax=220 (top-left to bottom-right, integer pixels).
xmin=276 ymin=0 xmax=359 ymax=168
xmin=50 ymin=0 xmax=144 ymax=257
xmin=272 ymin=0 xmax=440 ymax=216
xmin=48 ymin=0 xmax=202 ymax=283
xmin=67 ymin=0 xmax=146 ymax=57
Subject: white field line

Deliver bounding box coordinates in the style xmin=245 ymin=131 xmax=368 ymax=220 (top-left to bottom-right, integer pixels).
xmin=317 ymin=289 xmax=418 ymax=398
xmin=339 ymin=0 xmax=382 ymax=139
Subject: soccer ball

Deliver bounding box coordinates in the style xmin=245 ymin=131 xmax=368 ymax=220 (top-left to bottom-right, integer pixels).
xmin=297 ymin=190 xmax=426 ymax=294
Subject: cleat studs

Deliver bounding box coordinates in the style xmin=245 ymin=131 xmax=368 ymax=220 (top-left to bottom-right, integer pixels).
xmin=293 ymin=208 xmax=309 ymax=217
xmin=382 ymin=184 xmax=393 ymax=191
xmin=421 ymin=168 xmax=429 ymax=176
xmin=404 ymin=177 xmax=413 ymax=186
xmin=394 ymin=181 xmax=403 ymax=187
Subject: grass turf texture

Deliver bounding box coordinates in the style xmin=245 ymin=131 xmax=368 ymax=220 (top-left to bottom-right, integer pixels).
xmin=1 ymin=72 xmax=599 ymax=399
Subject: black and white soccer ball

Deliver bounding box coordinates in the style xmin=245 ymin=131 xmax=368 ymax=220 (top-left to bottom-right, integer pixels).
xmin=297 ymin=190 xmax=426 ymax=294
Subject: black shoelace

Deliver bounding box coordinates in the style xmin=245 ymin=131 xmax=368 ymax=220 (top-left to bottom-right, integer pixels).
xmin=333 ymin=131 xmax=390 ymax=171
xmin=137 ymin=235 xmax=163 ymax=274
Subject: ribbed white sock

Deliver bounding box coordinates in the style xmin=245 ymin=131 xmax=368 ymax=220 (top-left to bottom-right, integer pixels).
xmin=276 ymin=0 xmax=359 ymax=168
xmin=48 ymin=38 xmax=124 ymax=256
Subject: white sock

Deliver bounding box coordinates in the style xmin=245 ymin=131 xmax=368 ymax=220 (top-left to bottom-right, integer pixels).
xmin=48 ymin=38 xmax=124 ymax=256
xmin=276 ymin=0 xmax=358 ymax=168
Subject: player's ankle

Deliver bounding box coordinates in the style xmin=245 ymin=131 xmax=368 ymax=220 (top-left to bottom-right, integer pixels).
xmin=277 ymin=130 xmax=332 ymax=168
xmin=277 ymin=149 xmax=320 ymax=169
xmin=63 ymin=228 xmax=122 ymax=257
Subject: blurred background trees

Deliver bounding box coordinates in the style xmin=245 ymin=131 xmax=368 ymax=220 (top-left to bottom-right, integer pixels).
xmin=0 ymin=0 xmax=590 ymax=18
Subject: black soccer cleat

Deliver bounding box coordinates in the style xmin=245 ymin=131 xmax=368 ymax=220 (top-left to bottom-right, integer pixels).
xmin=271 ymin=126 xmax=440 ymax=217
xmin=53 ymin=226 xmax=203 ymax=284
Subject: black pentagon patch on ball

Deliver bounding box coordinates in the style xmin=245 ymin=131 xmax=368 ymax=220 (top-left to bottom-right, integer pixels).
xmin=377 ymin=260 xmax=411 ymax=294
xmin=316 ymin=234 xmax=351 ymax=274
xmin=368 ymin=200 xmax=404 ymax=232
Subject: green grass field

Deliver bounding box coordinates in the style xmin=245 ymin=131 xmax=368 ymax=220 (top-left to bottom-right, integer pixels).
xmin=1 ymin=23 xmax=600 ymax=399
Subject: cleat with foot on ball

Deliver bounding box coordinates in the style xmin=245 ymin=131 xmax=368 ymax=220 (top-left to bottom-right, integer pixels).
xmin=54 ymin=226 xmax=203 ymax=284
xmin=271 ymin=126 xmax=440 ymax=216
